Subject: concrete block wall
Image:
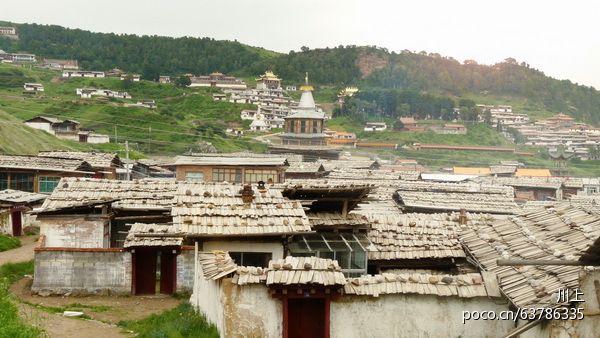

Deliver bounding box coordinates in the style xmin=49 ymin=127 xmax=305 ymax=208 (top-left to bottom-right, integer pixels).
xmin=32 ymin=249 xmax=132 ymax=295
xmin=176 ymin=247 xmax=195 ymax=293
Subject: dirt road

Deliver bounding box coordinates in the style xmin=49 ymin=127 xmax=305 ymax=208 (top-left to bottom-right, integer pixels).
xmin=2 ymin=236 xmax=183 ymax=337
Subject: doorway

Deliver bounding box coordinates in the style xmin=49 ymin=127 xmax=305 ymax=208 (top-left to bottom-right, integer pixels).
xmin=11 ymin=209 xmax=22 ymax=237
xmin=287 ymin=298 xmax=326 ymax=338
xmin=132 ymin=248 xmax=177 ymax=295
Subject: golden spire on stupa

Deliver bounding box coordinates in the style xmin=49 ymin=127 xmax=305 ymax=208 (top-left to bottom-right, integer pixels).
xmin=300 ymin=72 xmax=314 ymax=91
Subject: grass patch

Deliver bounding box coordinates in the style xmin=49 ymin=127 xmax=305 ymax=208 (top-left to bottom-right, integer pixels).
xmin=0 ymin=260 xmax=33 ymax=284
xmin=0 ymin=235 xmax=21 ymax=252
xmin=0 ymin=278 xmax=42 ymax=337
xmin=119 ymin=302 xmax=219 ymax=338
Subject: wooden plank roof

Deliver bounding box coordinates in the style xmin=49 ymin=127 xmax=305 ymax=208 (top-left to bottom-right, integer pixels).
xmin=174 ymin=155 xmax=289 ymax=167
xmin=41 ymin=177 xmax=178 ymax=211
xmin=37 ymin=151 xmax=121 ymax=168
xmin=124 ymin=223 xmax=183 ymax=248
xmin=0 ymin=155 xmax=91 ymax=173
xmin=173 ymin=182 xmax=312 ymax=236
xmin=198 ymin=251 xmax=238 ymax=280
xmin=344 ymin=272 xmax=490 ymax=298
xmin=365 ymin=213 xmax=474 ymax=260
xmin=460 ymin=204 xmax=600 ymax=308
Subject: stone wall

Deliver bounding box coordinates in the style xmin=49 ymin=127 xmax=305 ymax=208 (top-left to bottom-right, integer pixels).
xmin=32 ymin=249 xmax=131 ymax=296
xmin=0 ymin=209 xmax=10 ymax=235
xmin=176 ymin=247 xmax=195 ymax=293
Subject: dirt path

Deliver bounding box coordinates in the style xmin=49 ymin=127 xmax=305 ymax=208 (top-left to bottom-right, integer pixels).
xmin=0 ymin=235 xmax=38 ymax=265
xmin=2 ymin=237 xmax=184 ymax=337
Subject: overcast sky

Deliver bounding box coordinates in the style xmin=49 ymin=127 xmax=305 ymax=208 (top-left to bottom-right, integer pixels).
xmin=4 ymin=0 xmax=600 ymax=89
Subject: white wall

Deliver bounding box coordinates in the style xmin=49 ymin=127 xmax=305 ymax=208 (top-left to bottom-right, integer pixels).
xmin=25 ymin=122 xmax=54 ymax=134
xmin=331 ymin=294 xmax=515 ymax=338
xmin=202 ymin=241 xmax=284 ymax=261
xmin=40 ymin=216 xmax=106 ymax=248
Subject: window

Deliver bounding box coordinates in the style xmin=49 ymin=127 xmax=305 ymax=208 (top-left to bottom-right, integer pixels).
xmin=230 ymin=252 xmax=272 ymax=268
xmin=9 ymin=173 xmax=34 ymax=192
xmin=185 ymin=172 xmax=204 ymax=182
xmin=300 ymin=121 xmax=306 ymax=133
xmin=537 ymin=191 xmax=553 ymax=201
xmin=312 ymin=121 xmax=318 ymax=133
xmin=212 ymin=168 xmax=242 ymax=183
xmin=289 ymin=120 xmax=295 ymax=133
xmin=245 ymin=169 xmax=279 ymax=184
xmin=289 ymin=233 xmax=375 ymax=277
xmin=39 ymin=176 xmax=60 ymax=193
xmin=0 ymin=173 xmax=7 ymax=190
xmin=588 ymin=187 xmax=597 ymax=194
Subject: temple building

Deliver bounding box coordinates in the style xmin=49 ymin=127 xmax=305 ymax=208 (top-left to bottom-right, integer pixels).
xmin=256 ymin=71 xmax=282 ymax=90
xmin=278 ymin=74 xmax=328 ymax=146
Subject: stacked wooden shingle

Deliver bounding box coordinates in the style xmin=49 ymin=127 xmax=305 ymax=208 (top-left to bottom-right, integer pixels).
xmin=173 ymin=182 xmax=312 ymax=235
xmin=198 ymin=251 xmax=237 ymax=280
xmin=460 ymin=204 xmax=600 ymax=308
xmin=41 ymin=178 xmax=178 ymax=211
xmin=124 ymin=223 xmax=183 ymax=248
xmin=344 ymin=272 xmax=491 ymax=298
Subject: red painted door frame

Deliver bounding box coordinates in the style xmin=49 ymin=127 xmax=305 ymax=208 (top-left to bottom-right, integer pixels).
xmin=10 ymin=207 xmax=23 ymax=237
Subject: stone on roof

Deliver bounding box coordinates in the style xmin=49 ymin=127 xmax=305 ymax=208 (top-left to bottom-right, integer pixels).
xmin=344 ymin=272 xmax=491 ymax=298
xmin=173 ymin=182 xmax=312 ymax=236
xmin=0 ymin=155 xmax=91 ymax=173
xmin=0 ymin=189 xmax=47 ymax=204
xmin=37 ymin=151 xmax=120 ymax=168
xmin=124 ymin=223 xmax=183 ymax=248
xmin=460 ymin=204 xmax=600 ymax=308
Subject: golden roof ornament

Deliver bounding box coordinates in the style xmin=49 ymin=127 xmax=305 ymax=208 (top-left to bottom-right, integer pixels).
xmin=300 ymin=72 xmax=314 ymax=91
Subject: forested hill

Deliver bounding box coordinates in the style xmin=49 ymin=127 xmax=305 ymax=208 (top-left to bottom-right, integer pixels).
xmin=2 ymin=22 xmax=600 ymax=124
xmin=0 ymin=22 xmax=272 ymax=76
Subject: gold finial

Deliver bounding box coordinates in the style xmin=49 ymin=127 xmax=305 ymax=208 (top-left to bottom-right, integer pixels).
xmin=305 ymin=72 xmax=309 ymax=85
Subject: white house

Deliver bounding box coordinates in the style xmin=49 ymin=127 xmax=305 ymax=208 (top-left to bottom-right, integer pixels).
xmin=364 ymin=122 xmax=387 ymax=131
xmin=24 ymin=83 xmax=44 ymax=92
xmin=63 ymin=70 xmax=105 ymax=78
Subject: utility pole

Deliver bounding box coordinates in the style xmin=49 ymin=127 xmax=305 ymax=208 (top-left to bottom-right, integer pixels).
xmin=125 ymin=141 xmax=130 ymax=181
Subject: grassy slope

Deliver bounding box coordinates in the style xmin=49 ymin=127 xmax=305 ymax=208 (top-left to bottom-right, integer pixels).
xmin=0 ymin=63 xmax=267 ymax=155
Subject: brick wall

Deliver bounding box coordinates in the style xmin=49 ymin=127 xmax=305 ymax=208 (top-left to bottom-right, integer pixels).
xmin=32 ymin=249 xmax=132 ymax=295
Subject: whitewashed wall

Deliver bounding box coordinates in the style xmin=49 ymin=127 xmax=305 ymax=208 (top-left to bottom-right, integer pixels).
xmin=331 ymin=294 xmax=515 ymax=338
xmin=39 ymin=216 xmax=106 ymax=248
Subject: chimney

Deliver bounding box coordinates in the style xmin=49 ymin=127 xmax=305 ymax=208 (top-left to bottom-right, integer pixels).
xmin=241 ymin=184 xmax=255 ymax=203
xmin=458 ymin=208 xmax=468 ymax=225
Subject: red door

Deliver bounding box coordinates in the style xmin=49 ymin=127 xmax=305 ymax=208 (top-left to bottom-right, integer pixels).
xmin=11 ymin=210 xmax=22 ymax=237
xmin=159 ymin=249 xmax=177 ymax=294
xmin=134 ymin=251 xmax=157 ymax=295
xmin=288 ymin=298 xmax=326 ymax=338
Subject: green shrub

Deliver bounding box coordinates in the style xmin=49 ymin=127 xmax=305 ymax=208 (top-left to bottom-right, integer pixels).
xmin=119 ymin=302 xmax=219 ymax=338
xmin=0 ymin=235 xmax=21 ymax=252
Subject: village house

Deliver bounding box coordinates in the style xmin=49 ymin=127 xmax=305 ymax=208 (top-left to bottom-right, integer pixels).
xmin=24 ymin=116 xmax=110 ymax=144
xmin=0 ymin=26 xmax=17 ymax=35
xmin=63 ymin=70 xmax=105 ymax=78
xmin=0 ymin=189 xmax=47 ymax=237
xmin=0 ymin=155 xmax=97 ymax=194
xmin=172 ymin=155 xmax=289 ymax=184
xmin=37 ymin=151 xmax=123 ymax=180
xmin=120 ymin=74 xmax=141 ymax=81
xmin=76 ymin=88 xmax=131 ymax=99
xmin=189 ymin=72 xmax=247 ymax=89
xmin=436 ymin=123 xmax=467 ymax=134
xmin=159 ymin=75 xmax=171 ymax=83
xmin=39 ymin=58 xmax=79 ymax=70
xmin=23 ymin=83 xmax=44 ymax=92
xmin=363 ymin=122 xmax=387 ymax=131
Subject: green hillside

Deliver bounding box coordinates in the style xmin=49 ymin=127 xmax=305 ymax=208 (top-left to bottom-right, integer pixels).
xmin=0 ymin=63 xmax=267 ymax=155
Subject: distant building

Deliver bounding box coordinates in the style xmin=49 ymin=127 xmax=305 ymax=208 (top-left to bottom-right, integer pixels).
xmin=63 ymin=70 xmax=105 ymax=78
xmin=256 ymin=71 xmax=282 ymax=90
xmin=24 ymin=116 xmax=110 ymax=144
xmin=0 ymin=27 xmax=16 ymax=35
xmin=279 ymin=77 xmax=328 ymax=146
xmin=189 ymin=72 xmax=247 ymax=89
xmin=364 ymin=122 xmax=387 ymax=131
xmin=159 ymin=76 xmax=171 ymax=83
xmin=120 ymin=74 xmax=141 ymax=82
xmin=40 ymin=59 xmax=79 ymax=70
xmin=23 ymin=83 xmax=44 ymax=92
xmin=12 ymin=54 xmax=36 ymax=62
